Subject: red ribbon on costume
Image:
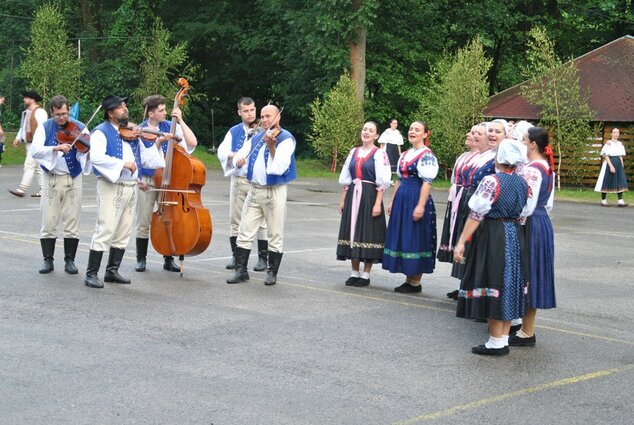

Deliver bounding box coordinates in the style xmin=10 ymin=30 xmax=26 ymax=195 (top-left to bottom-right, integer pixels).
xmin=544 ymin=145 xmax=555 ymax=174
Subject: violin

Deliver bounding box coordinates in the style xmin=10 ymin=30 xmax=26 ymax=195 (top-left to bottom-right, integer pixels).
xmin=56 ymin=121 xmax=90 ymax=153
xmin=119 ymin=122 xmax=181 ymax=143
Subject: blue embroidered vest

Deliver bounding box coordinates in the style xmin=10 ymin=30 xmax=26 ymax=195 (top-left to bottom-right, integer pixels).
xmin=246 ymin=129 xmax=297 ymax=185
xmin=530 ymin=163 xmax=554 ymax=210
xmin=41 ymin=118 xmax=84 ymax=178
xmin=139 ymin=120 xmax=171 ymax=178
xmin=349 ymin=147 xmax=378 ymax=182
xmin=92 ymin=121 xmax=141 ymax=177
xmin=229 ymin=123 xmax=249 ymax=152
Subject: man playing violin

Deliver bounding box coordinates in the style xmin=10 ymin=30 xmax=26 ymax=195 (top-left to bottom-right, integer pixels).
xmin=84 ymin=95 xmax=165 ymax=289
xmin=218 ymin=97 xmax=268 ymax=273
xmin=227 ymin=104 xmax=296 ymax=286
xmin=134 ymin=94 xmax=198 ymax=273
xmin=30 ymin=95 xmax=89 ymax=275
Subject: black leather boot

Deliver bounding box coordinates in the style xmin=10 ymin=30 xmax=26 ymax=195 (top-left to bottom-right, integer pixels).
xmin=226 ymin=236 xmax=237 ymax=269
xmin=104 ymin=247 xmax=131 ymax=284
xmin=39 ymin=238 xmax=56 ymax=274
xmin=253 ymin=240 xmax=268 ymax=272
xmin=226 ymin=247 xmax=250 ymax=284
xmin=135 ymin=238 xmax=149 ymax=272
xmin=84 ymin=250 xmax=104 ymax=288
xmin=163 ymin=256 xmax=180 ymax=272
xmin=264 ymin=251 xmax=283 ymax=286
xmin=63 ymin=238 xmax=79 ymax=274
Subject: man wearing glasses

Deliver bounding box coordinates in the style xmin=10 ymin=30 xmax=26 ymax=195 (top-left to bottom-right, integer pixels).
xmin=30 ymin=95 xmax=90 ymax=275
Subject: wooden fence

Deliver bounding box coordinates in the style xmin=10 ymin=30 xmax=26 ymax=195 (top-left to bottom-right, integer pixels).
xmin=554 ymin=124 xmax=634 ymax=189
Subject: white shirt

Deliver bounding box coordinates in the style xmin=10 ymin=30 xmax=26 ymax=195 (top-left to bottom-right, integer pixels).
xmin=30 ymin=121 xmax=89 ymax=175
xmin=90 ymin=122 xmax=165 ymax=183
xmin=378 ymin=128 xmax=404 ymax=146
xmin=218 ymin=123 xmax=256 ymax=177
xmin=396 ymin=147 xmax=439 ymax=183
xmin=600 ymin=140 xmax=626 ymax=157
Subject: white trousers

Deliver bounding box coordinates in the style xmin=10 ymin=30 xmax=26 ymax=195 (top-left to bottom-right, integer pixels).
xmin=237 ymin=183 xmax=287 ymax=253
xmin=40 ymin=173 xmax=82 ymax=239
xmin=230 ymin=175 xmax=267 ymax=239
xmin=18 ymin=143 xmax=43 ymax=192
xmin=90 ymin=179 xmax=137 ymax=252
xmin=136 ymin=175 xmax=158 ymax=239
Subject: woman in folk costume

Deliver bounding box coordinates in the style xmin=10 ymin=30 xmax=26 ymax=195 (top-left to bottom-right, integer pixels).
xmin=450 ymin=119 xmax=508 ymax=284
xmin=594 ymin=128 xmax=628 ymax=207
xmin=437 ymin=126 xmax=481 ymax=263
xmin=337 ymin=122 xmax=391 ymax=287
xmin=382 ymin=121 xmax=439 ymax=293
xmin=454 ymin=139 xmax=529 ymax=356
xmin=510 ymin=127 xmax=556 ymax=347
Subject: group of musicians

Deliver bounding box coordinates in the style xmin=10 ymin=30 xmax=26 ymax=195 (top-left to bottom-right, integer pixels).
xmin=13 ymin=90 xmax=297 ymax=289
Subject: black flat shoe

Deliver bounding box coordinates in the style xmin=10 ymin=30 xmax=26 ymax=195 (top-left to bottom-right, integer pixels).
xmin=471 ymin=344 xmax=509 ymax=356
xmin=510 ymin=324 xmax=522 ymax=334
xmin=345 ymin=276 xmax=359 ymax=286
xmin=508 ymin=334 xmax=536 ymax=347
xmin=446 ymin=289 xmax=459 ymax=300
xmin=353 ymin=278 xmax=370 ymax=287
xmin=394 ymin=282 xmax=422 ymax=293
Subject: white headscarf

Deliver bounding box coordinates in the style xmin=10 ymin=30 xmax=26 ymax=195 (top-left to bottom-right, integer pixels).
xmin=496 ymin=138 xmax=527 ymax=166
xmin=491 ymin=119 xmax=510 ymax=136
xmin=512 ymin=120 xmax=533 ymax=142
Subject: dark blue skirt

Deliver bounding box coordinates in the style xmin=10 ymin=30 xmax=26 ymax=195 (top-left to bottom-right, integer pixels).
xmin=525 ymin=209 xmax=556 ymax=309
xmin=382 ymin=179 xmax=437 ymax=275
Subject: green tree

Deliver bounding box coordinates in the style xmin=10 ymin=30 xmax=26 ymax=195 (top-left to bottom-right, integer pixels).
xmin=308 ymin=72 xmax=363 ymax=172
xmin=132 ymin=19 xmax=191 ymax=113
xmin=20 ymin=2 xmax=81 ymax=104
xmin=521 ymin=26 xmax=596 ymax=189
xmin=419 ymin=37 xmax=491 ymax=176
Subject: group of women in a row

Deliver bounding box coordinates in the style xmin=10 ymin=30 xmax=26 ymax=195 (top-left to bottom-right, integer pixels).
xmin=336 ymin=118 xmax=556 ymax=356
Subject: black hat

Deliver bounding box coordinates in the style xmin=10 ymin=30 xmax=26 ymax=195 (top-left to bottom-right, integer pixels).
xmin=102 ymin=95 xmax=127 ymax=111
xmin=23 ymin=90 xmax=42 ymax=102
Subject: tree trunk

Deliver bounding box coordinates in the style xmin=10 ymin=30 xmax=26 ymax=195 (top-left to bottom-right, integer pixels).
xmin=350 ymin=0 xmax=366 ymax=104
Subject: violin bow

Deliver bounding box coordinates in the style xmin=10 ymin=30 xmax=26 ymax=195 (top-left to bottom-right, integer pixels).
xmin=68 ymin=104 xmax=102 ymax=148
xmin=243 ymin=106 xmax=284 ymax=161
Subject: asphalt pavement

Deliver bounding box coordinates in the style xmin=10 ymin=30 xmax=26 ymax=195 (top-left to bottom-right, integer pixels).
xmin=0 ymin=164 xmax=632 ymax=425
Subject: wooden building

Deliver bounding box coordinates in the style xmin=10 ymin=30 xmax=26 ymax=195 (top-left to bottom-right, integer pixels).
xmin=485 ymin=35 xmax=634 ymax=188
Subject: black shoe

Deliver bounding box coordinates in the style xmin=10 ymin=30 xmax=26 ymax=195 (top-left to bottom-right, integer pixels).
xmin=227 ymin=247 xmax=250 ymax=284
xmin=226 ymin=236 xmax=237 ymax=269
xmin=264 ymin=251 xmax=283 ymax=286
xmin=135 ymin=238 xmax=148 ymax=272
xmin=446 ymin=289 xmax=459 ymax=300
xmin=395 ymin=282 xmax=422 ymax=293
xmin=353 ymin=277 xmax=370 ymax=287
xmin=508 ymin=334 xmax=536 ymax=347
xmin=63 ymin=238 xmax=79 ymax=275
xmin=39 ymin=238 xmax=56 ymax=274
xmin=163 ymin=256 xmax=180 ymax=272
xmin=471 ymin=344 xmax=510 ymax=356
xmin=253 ymin=240 xmax=268 ymax=272
xmin=510 ymin=324 xmax=522 ymax=334
xmin=104 ymin=247 xmax=131 ymax=284
xmin=84 ymin=250 xmax=104 ymax=288
xmin=345 ymin=276 xmax=359 ymax=286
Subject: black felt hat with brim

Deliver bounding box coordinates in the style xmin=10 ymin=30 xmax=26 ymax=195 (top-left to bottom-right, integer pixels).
xmin=101 ymin=95 xmax=127 ymax=111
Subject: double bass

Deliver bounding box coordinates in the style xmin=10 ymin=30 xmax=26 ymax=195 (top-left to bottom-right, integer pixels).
xmin=150 ymin=78 xmax=212 ymax=274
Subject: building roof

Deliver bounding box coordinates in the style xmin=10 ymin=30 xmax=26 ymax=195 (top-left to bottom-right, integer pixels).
xmin=485 ymin=35 xmax=634 ymax=122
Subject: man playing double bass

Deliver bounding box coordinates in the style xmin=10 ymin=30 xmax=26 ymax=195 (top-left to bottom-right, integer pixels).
xmin=227 ymin=104 xmax=297 ymax=286
xmin=30 ymin=95 xmax=90 ymax=275
xmin=218 ymin=97 xmax=268 ymax=273
xmin=134 ymin=94 xmax=198 ymax=273
xmin=84 ymin=95 xmax=165 ymax=289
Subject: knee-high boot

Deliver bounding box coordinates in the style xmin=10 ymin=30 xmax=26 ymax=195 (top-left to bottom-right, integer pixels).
xmin=104 ymin=247 xmax=131 ymax=284
xmin=253 ymin=240 xmax=268 ymax=272
xmin=39 ymin=238 xmax=56 ymax=274
xmin=135 ymin=238 xmax=149 ymax=272
xmin=84 ymin=250 xmax=104 ymax=288
xmin=226 ymin=236 xmax=237 ymax=269
xmin=226 ymin=247 xmax=250 ymax=284
xmin=63 ymin=238 xmax=79 ymax=274
xmin=264 ymin=251 xmax=283 ymax=286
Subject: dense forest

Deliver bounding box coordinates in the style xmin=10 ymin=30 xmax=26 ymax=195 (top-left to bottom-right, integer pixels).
xmin=1 ymin=0 xmax=633 ymax=155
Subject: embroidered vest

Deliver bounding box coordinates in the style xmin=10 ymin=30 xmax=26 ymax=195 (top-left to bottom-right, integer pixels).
xmin=529 ymin=162 xmax=554 ymax=209
xmin=41 ymin=118 xmax=84 ymax=178
xmin=139 ymin=120 xmax=171 ymax=178
xmin=246 ymin=128 xmax=297 ymax=185
xmin=349 ymin=146 xmax=378 ymax=182
xmin=229 ymin=123 xmax=249 ymax=152
xmin=486 ymin=173 xmax=528 ymax=219
xmin=25 ymin=105 xmax=43 ymax=142
xmin=92 ymin=121 xmax=141 ymax=177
